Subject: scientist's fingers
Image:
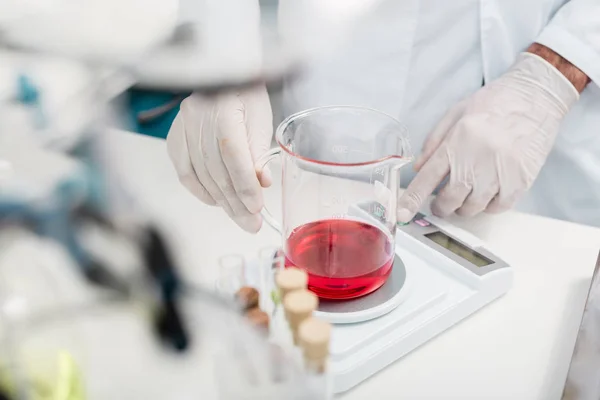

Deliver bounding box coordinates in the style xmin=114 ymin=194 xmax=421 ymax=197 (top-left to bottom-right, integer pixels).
xmin=398 ymin=146 xmax=450 ymax=223
xmin=166 ymin=114 xmax=216 ymax=205
xmin=414 ymin=102 xmax=466 ymax=171
xmin=201 ymin=96 xmax=260 ymax=217
xmin=242 ymin=86 xmax=274 ymax=188
xmin=219 ymin=95 xmax=265 ymax=214
xmin=192 ymin=152 xmax=236 ymax=217
xmin=456 ymin=183 xmax=499 ymax=217
xmin=430 ymin=179 xmax=472 ymax=218
xmin=182 ymin=107 xmax=236 ymax=217
xmin=179 ymin=95 xmax=234 ymax=213
xmin=485 ymin=188 xmax=523 ymax=214
xmin=209 ymin=173 xmax=262 ymax=233
xmin=199 ymin=126 xmax=248 ymax=217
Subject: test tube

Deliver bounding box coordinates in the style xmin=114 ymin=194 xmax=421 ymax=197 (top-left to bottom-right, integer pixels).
xmin=298 ymin=317 xmax=331 ymax=374
xmin=258 ymin=246 xmax=281 ymax=314
xmin=270 ymin=267 xmax=308 ymax=350
xmin=283 ymin=289 xmax=318 ymax=345
xmin=298 ymin=317 xmax=333 ymax=400
xmin=258 ymin=246 xmax=283 ymax=270
xmin=215 ymin=254 xmax=246 ymax=295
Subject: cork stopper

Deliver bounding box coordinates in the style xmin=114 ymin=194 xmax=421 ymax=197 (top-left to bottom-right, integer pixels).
xmin=275 ymin=267 xmax=308 ymax=300
xmin=235 ymin=286 xmax=260 ymax=311
xmin=245 ymin=307 xmax=270 ymax=335
xmin=298 ymin=317 xmax=331 ymax=374
xmin=283 ymin=289 xmax=318 ymax=344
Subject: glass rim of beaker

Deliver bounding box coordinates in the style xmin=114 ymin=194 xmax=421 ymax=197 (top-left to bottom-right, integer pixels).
xmin=275 ymin=104 xmax=414 ymax=167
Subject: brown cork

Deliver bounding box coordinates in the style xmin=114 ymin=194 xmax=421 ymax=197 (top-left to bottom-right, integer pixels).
xmin=245 ymin=307 xmax=270 ymax=335
xmin=275 ymin=267 xmax=308 ymax=300
xmin=298 ymin=317 xmax=331 ymax=364
xmin=283 ymin=290 xmax=318 ymax=344
xmin=235 ymin=286 xmax=260 ymax=311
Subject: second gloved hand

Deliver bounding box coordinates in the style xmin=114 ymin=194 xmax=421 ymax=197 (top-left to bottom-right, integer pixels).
xmin=397 ymin=52 xmax=580 ymax=222
xmin=167 ymin=86 xmax=273 ymax=233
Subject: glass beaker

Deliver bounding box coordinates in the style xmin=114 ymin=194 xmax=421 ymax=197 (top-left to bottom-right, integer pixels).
xmin=257 ymin=106 xmax=413 ymax=300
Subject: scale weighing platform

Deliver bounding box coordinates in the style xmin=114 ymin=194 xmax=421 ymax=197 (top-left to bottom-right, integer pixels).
xmin=244 ymin=210 xmax=513 ymax=394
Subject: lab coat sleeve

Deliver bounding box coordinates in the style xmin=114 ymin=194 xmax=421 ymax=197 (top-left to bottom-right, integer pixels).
xmin=535 ymin=0 xmax=600 ymax=85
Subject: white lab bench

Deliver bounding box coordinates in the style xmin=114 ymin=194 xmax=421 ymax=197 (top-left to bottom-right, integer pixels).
xmin=108 ymin=129 xmax=600 ymax=400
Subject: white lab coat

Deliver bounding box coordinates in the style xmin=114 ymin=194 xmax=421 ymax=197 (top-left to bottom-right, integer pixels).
xmin=280 ymin=0 xmax=600 ymax=227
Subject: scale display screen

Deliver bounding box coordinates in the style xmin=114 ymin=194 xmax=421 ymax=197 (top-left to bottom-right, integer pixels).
xmin=425 ymin=231 xmax=492 ymax=267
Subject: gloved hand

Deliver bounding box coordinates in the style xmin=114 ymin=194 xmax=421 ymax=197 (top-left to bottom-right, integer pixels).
xmin=166 ymin=85 xmax=273 ymax=232
xmin=397 ymin=52 xmax=579 ymax=223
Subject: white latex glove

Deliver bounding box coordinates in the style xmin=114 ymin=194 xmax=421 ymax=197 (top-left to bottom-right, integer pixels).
xmin=167 ymin=86 xmax=273 ymax=233
xmin=397 ymin=52 xmax=580 ymax=223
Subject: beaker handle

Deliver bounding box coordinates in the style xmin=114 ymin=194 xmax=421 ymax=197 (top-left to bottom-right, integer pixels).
xmin=256 ymin=147 xmax=282 ymax=234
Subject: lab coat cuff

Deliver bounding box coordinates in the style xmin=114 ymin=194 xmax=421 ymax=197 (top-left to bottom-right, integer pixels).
xmin=535 ymin=25 xmax=600 ymax=87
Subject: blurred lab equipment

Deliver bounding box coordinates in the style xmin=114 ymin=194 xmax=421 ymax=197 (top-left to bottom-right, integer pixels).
xmin=256 ymin=106 xmax=413 ymax=299
xmin=0 ymin=0 xmax=381 ymax=397
xmin=0 ymin=279 xmax=330 ymax=399
xmin=0 ymin=0 xmax=377 ymax=93
xmin=0 ymin=130 xmax=333 ymax=399
xmin=0 ymin=92 xmax=330 ymax=400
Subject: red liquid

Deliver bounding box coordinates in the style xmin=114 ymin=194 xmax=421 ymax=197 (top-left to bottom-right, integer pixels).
xmin=284 ymin=219 xmax=394 ymax=300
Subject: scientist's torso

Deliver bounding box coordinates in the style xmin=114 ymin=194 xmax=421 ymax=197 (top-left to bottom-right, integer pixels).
xmin=280 ymin=0 xmax=600 ymax=227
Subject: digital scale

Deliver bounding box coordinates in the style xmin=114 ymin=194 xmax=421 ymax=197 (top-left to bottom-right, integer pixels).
xmin=321 ymin=207 xmax=513 ymax=393
xmin=246 ymin=208 xmax=513 ymax=394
